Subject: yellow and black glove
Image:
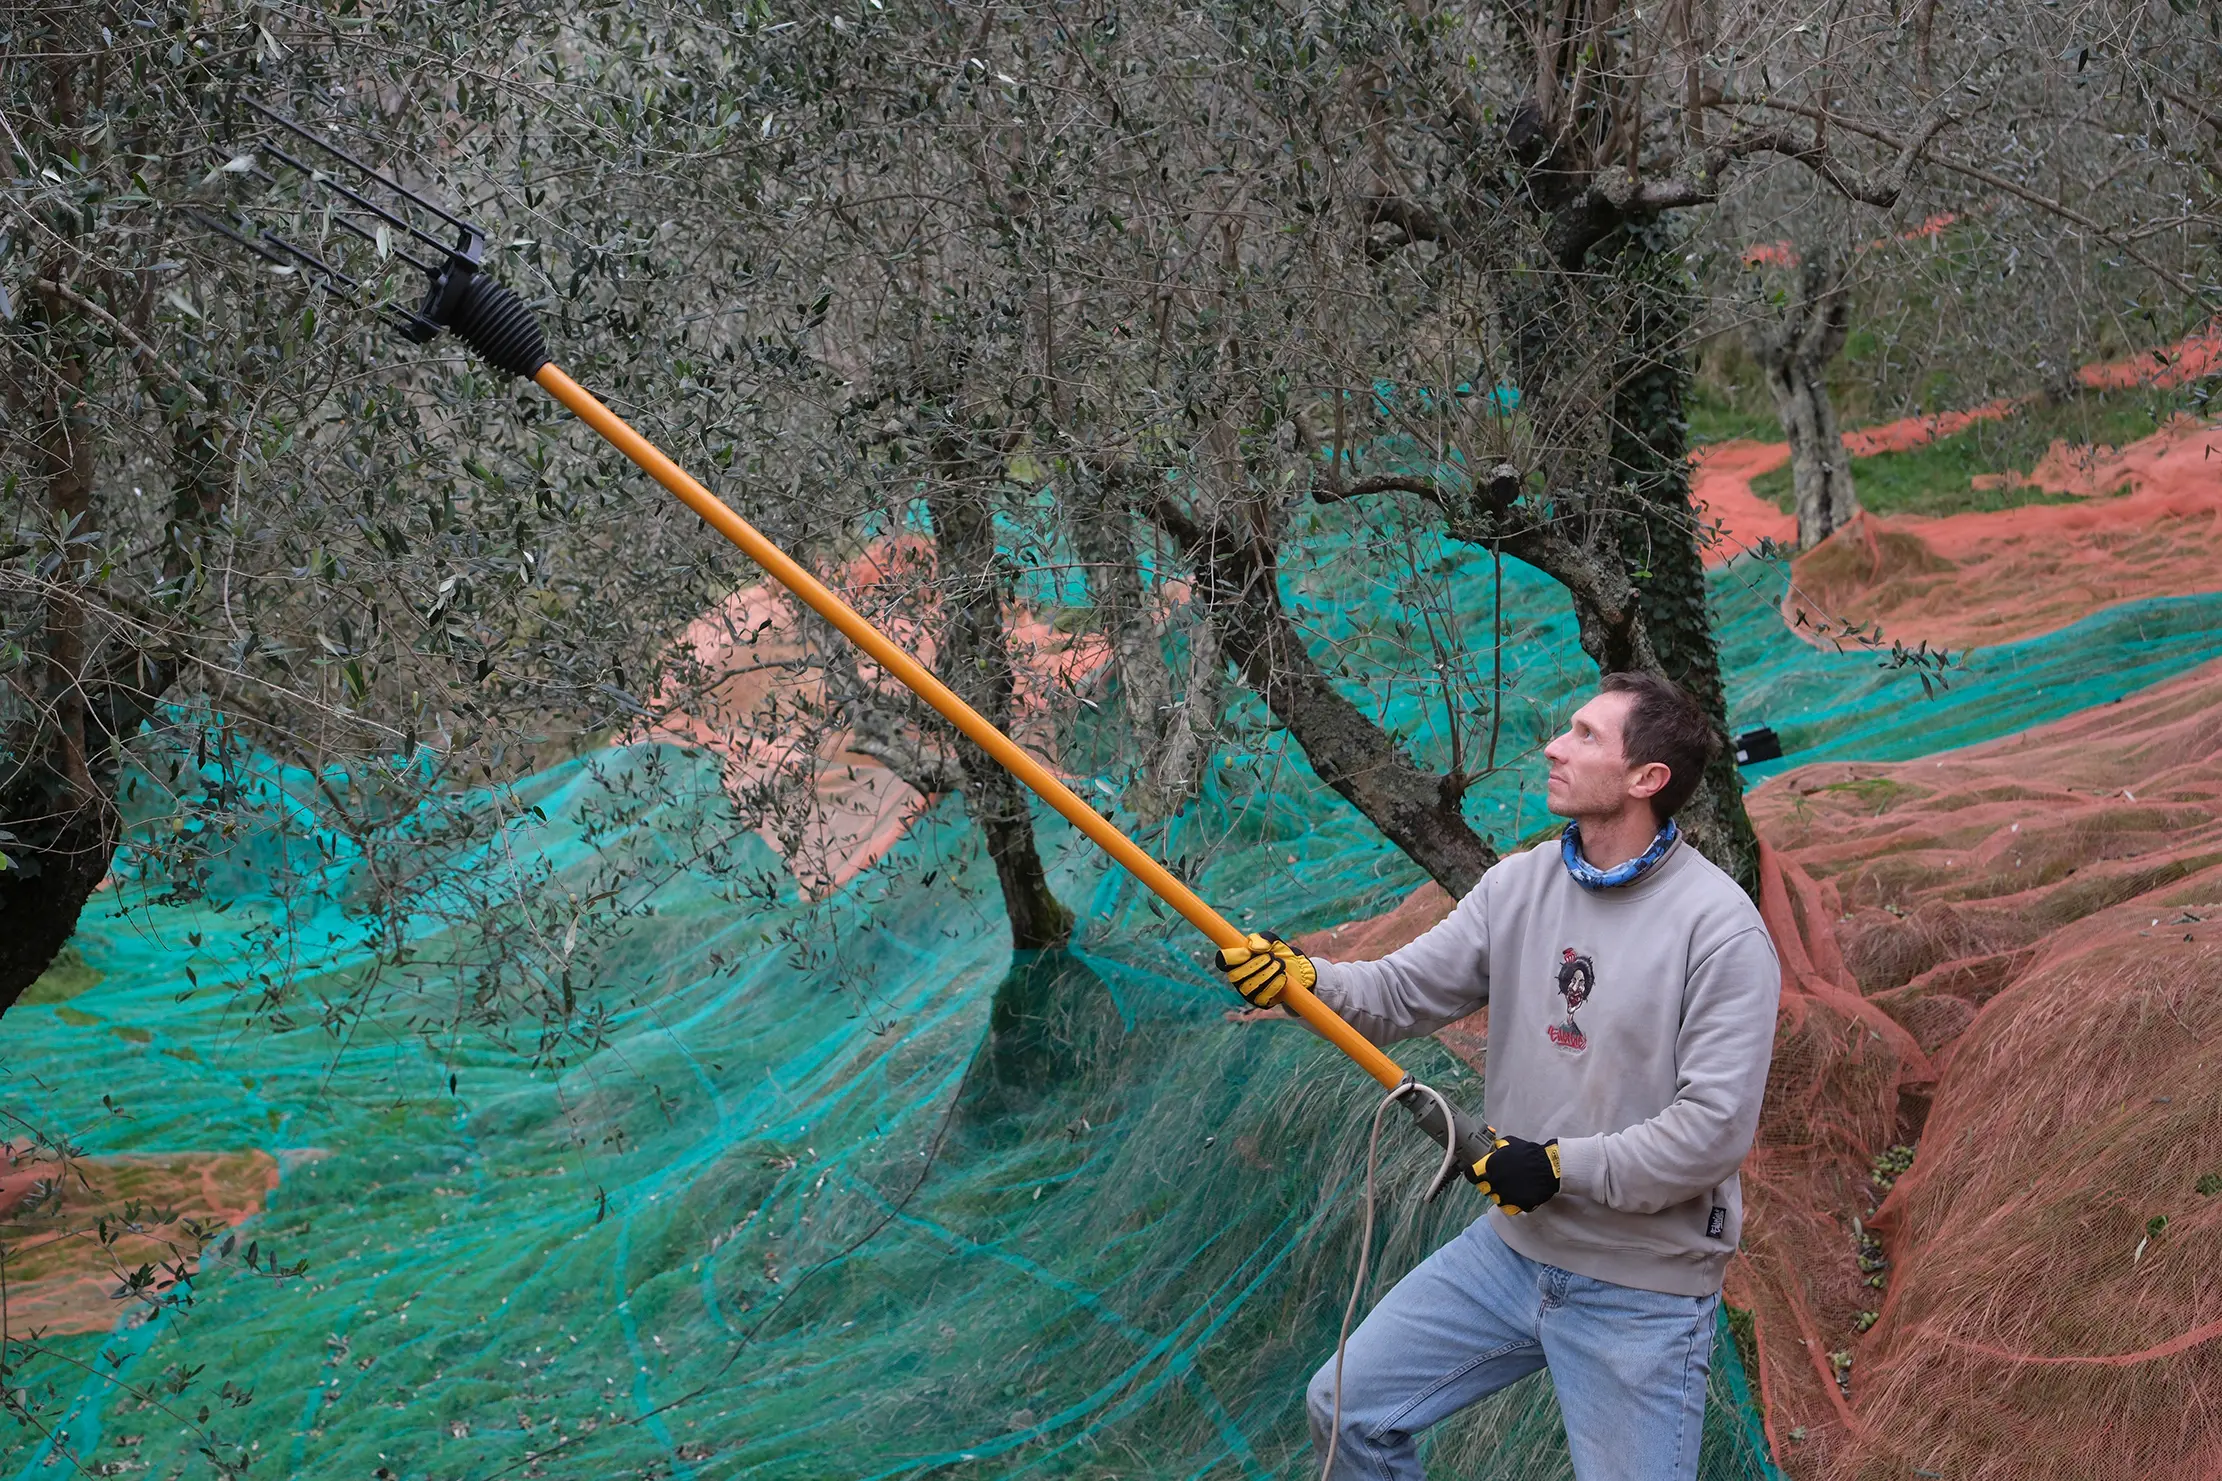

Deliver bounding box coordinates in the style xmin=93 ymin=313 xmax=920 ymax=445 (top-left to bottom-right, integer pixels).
xmin=1213 ymin=930 xmax=1316 ymax=1010
xmin=1477 ymin=1135 xmax=1562 ymax=1214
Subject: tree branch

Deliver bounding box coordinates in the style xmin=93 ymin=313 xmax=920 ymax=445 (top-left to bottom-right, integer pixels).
xmin=1363 ymin=193 xmax=1450 ymax=247
xmin=1713 ymin=94 xmax=2212 ymax=309
xmin=1537 ymin=97 xmax=1949 ymax=265
xmin=2145 ymin=76 xmax=2222 ymax=135
xmin=1141 ymin=492 xmax=1496 ymax=895
xmin=31 ymin=277 xmax=210 ymax=409
xmin=1313 ymin=473 xmax=1447 ymax=507
xmin=845 ymin=704 xmax=964 ymax=795
xmin=1701 ymin=95 xmax=1958 ymax=208
xmin=1292 ymin=408 xmax=1453 ymax=508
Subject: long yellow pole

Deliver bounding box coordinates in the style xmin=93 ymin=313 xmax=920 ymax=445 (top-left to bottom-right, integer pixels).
xmin=533 ymin=363 xmax=1406 ymax=1090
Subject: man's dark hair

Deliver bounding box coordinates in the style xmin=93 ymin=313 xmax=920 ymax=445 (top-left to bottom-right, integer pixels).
xmin=1598 ymin=671 xmax=1721 ymax=821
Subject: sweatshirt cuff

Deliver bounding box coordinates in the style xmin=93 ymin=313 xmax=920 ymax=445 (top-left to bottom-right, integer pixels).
xmin=1553 ymin=1134 xmax=1605 ymax=1201
xmin=1306 ymin=957 xmax=1345 ymax=1008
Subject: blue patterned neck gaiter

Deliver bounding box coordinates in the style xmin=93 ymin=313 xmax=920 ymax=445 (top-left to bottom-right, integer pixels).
xmin=1560 ymin=818 xmax=1680 ymax=892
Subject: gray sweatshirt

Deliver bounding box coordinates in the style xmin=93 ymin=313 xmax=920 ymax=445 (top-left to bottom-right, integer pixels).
xmin=1313 ymin=835 xmax=1780 ymax=1297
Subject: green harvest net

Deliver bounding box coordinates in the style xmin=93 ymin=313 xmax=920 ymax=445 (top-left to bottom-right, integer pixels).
xmin=8 ymin=501 xmax=2222 ymax=1480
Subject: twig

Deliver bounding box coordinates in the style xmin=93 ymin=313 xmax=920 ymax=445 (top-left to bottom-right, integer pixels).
xmin=31 ymin=278 xmax=210 ymax=407
xmin=1709 ymin=96 xmax=2214 ymax=310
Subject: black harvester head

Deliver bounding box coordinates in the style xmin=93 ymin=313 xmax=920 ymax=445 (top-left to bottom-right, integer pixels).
xmin=188 ymin=100 xmax=546 ymax=378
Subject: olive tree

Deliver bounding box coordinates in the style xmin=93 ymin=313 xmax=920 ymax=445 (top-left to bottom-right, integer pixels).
xmin=753 ymin=0 xmax=1979 ymax=900
xmin=1 ymin=0 xmax=846 ymax=1044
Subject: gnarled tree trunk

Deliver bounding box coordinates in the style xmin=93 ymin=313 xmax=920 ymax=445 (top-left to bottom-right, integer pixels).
xmin=1606 ymin=226 xmax=1762 ymax=892
xmin=1 ymin=272 xmax=236 ymax=1013
xmin=1752 ymin=252 xmax=1859 ymax=550
xmin=1071 ymin=495 xmax=1221 ymax=826
xmin=2 ymin=285 xmax=112 ymax=1012
xmin=1150 ymin=497 xmax=1497 ymax=900
xmin=924 ymin=471 xmax=1075 ymax=952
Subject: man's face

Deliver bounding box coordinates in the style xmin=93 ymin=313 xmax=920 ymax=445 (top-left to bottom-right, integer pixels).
xmin=1543 ymin=691 xmax=1660 ymax=821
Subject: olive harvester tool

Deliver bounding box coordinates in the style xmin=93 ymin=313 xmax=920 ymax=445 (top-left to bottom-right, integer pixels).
xmin=191 ymin=103 xmax=1500 ymax=1198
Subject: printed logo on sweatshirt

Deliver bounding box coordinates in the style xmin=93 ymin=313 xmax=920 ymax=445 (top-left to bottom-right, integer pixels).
xmin=1546 ymin=946 xmax=1595 ymax=1053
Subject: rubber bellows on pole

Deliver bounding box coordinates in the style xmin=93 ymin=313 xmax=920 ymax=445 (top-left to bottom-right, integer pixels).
xmin=446 ymin=271 xmax=549 ymax=379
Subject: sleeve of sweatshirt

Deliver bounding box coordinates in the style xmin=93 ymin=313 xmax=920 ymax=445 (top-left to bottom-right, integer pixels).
xmin=1307 ymin=874 xmax=1492 ymax=1046
xmin=1553 ymin=924 xmax=1781 ymax=1214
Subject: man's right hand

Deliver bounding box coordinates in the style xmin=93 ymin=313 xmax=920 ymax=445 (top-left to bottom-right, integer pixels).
xmin=1214 ymin=931 xmax=1317 ymax=1009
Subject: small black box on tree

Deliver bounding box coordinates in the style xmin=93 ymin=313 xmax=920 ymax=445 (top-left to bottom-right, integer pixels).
xmin=1733 ymin=726 xmax=1783 ymax=766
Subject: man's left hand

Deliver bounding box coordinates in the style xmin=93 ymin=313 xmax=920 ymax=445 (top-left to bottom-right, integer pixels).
xmin=1478 ymin=1135 xmax=1561 ymax=1214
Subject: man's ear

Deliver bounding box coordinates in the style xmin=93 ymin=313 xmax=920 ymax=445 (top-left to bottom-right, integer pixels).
xmin=1627 ymin=760 xmax=1672 ymax=802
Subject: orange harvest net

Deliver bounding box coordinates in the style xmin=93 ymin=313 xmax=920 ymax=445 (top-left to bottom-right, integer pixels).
xmin=1738 ymin=657 xmax=2222 ymax=1480
xmin=1782 ymin=418 xmax=2222 ymax=651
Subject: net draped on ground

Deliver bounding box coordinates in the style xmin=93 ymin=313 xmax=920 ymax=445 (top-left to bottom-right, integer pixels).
xmin=1736 ymin=660 xmax=2222 ymax=1481
xmin=1779 ymin=418 xmax=2222 ymax=652
xmin=6 ymin=491 xmax=2222 ymax=1479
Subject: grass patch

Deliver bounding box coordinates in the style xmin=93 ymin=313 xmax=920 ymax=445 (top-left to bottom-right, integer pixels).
xmin=1753 ymin=456 xmax=2086 ymax=518
xmin=1751 ymin=385 xmax=2201 ymax=518
xmin=18 ymin=946 xmax=103 ymax=1007
xmin=1723 ymin=1300 xmax=1762 ymax=1385
xmin=1817 ymin=778 xmax=1914 ymax=813
xmin=1687 ymin=382 xmax=1781 ymax=445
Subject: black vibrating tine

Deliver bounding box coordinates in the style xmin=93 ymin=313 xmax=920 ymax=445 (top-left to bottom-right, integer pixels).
xmin=243 ymin=99 xmax=478 ymax=236
xmin=255 ymin=221 xmax=445 ymax=336
xmin=249 ymin=134 xmax=462 ymax=264
xmin=196 ymin=209 xmax=367 ymax=297
xmin=222 ymin=160 xmax=443 ymax=278
xmin=187 ymin=209 xmax=440 ymax=336
xmin=376 ymin=301 xmax=444 ymax=339
xmin=182 ymin=208 xmax=344 ymax=284
xmin=245 ymin=222 xmax=367 ymax=292
xmin=219 ymin=148 xmax=445 ymax=275
xmin=319 ymin=211 xmax=444 ymax=276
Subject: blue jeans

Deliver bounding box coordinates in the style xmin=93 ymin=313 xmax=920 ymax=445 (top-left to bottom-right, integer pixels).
xmin=1307 ymin=1217 xmax=1718 ymax=1481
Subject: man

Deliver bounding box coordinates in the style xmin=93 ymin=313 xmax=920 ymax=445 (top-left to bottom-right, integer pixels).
xmin=1216 ymin=672 xmax=1780 ymax=1481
